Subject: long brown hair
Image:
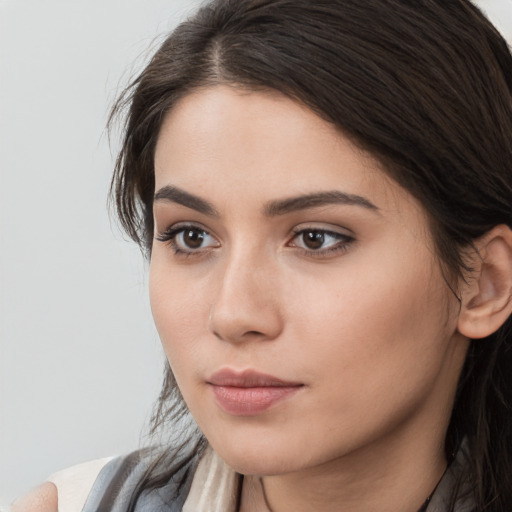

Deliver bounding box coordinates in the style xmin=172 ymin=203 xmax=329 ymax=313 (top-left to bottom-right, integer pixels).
xmin=109 ymin=1 xmax=512 ymax=509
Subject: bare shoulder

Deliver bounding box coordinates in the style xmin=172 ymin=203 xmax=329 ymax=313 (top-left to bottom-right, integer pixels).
xmin=9 ymin=456 xmax=114 ymax=512
xmin=11 ymin=482 xmax=58 ymax=512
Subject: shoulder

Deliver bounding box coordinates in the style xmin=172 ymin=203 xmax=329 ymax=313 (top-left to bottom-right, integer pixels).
xmin=10 ymin=482 xmax=58 ymax=512
xmin=11 ymin=457 xmax=113 ymax=512
xmin=49 ymin=457 xmax=114 ymax=511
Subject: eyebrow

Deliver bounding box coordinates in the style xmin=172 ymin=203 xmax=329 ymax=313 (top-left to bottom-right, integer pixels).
xmin=153 ymin=186 xmax=378 ymax=216
xmin=264 ymin=191 xmax=379 ymax=216
xmin=154 ymin=185 xmax=219 ymax=216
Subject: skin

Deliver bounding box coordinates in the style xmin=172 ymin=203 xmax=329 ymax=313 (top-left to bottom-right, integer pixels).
xmin=11 ymin=482 xmax=57 ymax=512
xmin=150 ymin=85 xmax=470 ymax=512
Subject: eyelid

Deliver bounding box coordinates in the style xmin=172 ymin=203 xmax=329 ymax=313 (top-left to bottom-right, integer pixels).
xmin=155 ymin=219 xmax=216 ymax=239
xmin=289 ymin=222 xmax=354 ymax=239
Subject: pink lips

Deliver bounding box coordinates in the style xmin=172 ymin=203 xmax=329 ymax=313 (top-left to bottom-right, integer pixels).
xmin=207 ymin=369 xmax=303 ymax=416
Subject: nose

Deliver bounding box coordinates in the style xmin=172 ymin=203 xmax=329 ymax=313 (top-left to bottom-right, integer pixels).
xmin=208 ymin=251 xmax=283 ymax=344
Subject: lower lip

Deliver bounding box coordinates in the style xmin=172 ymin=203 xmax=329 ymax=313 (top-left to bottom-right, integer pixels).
xmin=210 ymin=385 xmax=302 ymax=416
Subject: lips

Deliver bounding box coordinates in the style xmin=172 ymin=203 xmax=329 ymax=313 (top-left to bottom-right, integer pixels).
xmin=207 ymin=369 xmax=303 ymax=416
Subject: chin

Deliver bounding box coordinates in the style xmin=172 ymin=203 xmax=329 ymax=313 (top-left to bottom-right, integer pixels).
xmin=221 ymin=452 xmax=297 ymax=477
xmin=207 ymin=433 xmax=317 ymax=476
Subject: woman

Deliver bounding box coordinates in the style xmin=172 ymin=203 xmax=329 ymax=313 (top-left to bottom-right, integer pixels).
xmin=14 ymin=0 xmax=512 ymax=510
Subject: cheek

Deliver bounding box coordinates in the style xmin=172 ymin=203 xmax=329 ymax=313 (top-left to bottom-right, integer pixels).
xmin=287 ymin=252 xmax=454 ymax=406
xmin=291 ymin=252 xmax=444 ymax=344
xmin=149 ymin=256 xmax=211 ymax=376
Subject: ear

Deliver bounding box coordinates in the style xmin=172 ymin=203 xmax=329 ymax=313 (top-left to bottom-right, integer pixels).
xmin=457 ymin=225 xmax=512 ymax=339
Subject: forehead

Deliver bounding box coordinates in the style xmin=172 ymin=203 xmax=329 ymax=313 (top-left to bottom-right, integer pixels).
xmin=154 ymin=85 xmax=421 ymax=219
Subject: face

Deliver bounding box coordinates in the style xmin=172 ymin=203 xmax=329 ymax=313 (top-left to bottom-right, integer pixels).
xmin=150 ymin=86 xmax=467 ymax=477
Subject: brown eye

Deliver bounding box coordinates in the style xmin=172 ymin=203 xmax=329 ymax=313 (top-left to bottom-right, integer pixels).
xmin=290 ymin=227 xmax=354 ymax=255
xmin=302 ymin=230 xmax=325 ymax=250
xmin=183 ymin=228 xmax=205 ymax=249
xmin=156 ymin=225 xmax=219 ymax=254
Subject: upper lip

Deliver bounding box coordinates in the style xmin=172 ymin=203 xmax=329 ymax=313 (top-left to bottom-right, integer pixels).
xmin=207 ymin=368 xmax=303 ymax=388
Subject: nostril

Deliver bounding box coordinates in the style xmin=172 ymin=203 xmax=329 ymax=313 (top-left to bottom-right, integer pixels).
xmin=212 ymin=330 xmax=224 ymax=341
xmin=212 ymin=328 xmax=269 ymax=343
xmin=246 ymin=330 xmax=264 ymax=336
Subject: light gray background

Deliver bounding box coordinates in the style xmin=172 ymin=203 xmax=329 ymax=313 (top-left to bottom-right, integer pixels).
xmin=0 ymin=0 xmax=202 ymax=503
xmin=0 ymin=0 xmax=510 ymax=504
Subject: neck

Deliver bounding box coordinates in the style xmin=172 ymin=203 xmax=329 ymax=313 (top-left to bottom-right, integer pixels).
xmin=243 ymin=423 xmax=448 ymax=512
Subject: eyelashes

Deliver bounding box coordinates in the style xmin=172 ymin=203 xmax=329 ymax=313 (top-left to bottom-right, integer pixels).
xmin=155 ymin=223 xmax=355 ymax=259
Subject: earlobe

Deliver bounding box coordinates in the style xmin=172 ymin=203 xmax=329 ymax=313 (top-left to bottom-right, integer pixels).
xmin=457 ymin=225 xmax=512 ymax=340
